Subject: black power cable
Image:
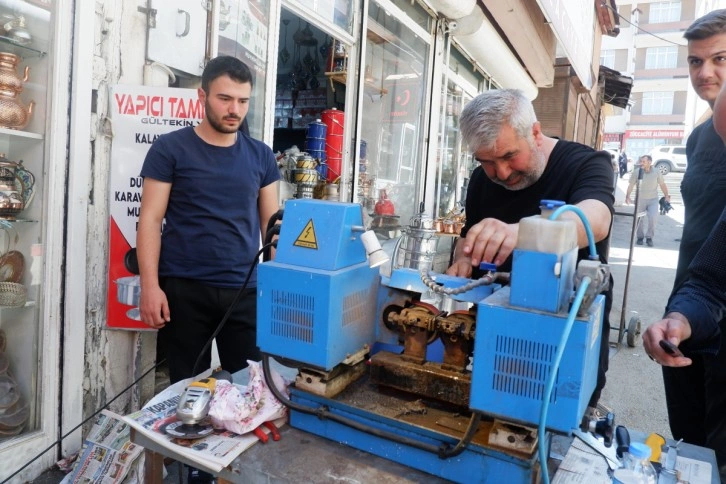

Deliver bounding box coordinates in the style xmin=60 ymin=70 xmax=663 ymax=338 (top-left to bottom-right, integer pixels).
xmin=2 ymin=359 xmax=163 ymax=484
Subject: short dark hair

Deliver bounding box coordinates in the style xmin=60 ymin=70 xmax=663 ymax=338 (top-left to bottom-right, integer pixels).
xmin=640 ymin=155 xmax=652 ymax=162
xmin=201 ymin=56 xmax=253 ymax=93
xmin=684 ymin=9 xmax=726 ymax=41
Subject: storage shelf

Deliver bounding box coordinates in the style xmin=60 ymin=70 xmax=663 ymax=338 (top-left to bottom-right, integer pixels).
xmin=0 ymin=300 xmax=36 ymax=309
xmin=0 ymin=36 xmax=47 ymax=57
xmin=325 ymin=71 xmax=388 ymax=96
xmin=0 ymin=127 xmax=43 ymax=140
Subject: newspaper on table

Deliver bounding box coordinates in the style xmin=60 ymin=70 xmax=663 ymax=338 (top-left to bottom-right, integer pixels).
xmin=121 ymin=361 xmax=288 ymax=473
xmin=61 ymin=410 xmax=145 ymax=484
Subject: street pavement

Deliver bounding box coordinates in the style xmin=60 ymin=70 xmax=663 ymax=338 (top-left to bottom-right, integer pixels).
xmin=601 ymin=172 xmax=686 ymax=439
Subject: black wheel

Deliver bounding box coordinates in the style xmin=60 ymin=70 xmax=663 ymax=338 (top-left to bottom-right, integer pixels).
xmin=627 ymin=315 xmax=642 ymax=347
xmin=655 ymin=161 xmax=671 ymax=175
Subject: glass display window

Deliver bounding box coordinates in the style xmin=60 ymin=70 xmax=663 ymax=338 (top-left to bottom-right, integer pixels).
xmin=217 ymin=0 xmax=272 ymax=139
xmin=434 ymin=47 xmax=487 ymax=222
xmin=0 ymin=0 xmax=52 ymax=449
xmin=284 ymin=0 xmax=356 ymax=35
xmin=358 ymin=0 xmax=433 ymax=234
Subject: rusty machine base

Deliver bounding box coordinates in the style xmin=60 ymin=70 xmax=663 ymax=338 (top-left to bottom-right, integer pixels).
xmin=369 ymin=350 xmax=471 ymax=407
xmin=289 ymin=375 xmax=547 ymax=484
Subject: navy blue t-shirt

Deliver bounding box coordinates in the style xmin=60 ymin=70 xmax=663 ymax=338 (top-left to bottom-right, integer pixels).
xmin=140 ymin=126 xmax=280 ymax=287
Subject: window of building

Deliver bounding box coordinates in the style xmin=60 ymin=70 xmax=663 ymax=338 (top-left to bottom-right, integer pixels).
xmin=645 ymin=46 xmax=677 ymax=69
xmin=600 ymin=49 xmax=615 ymax=69
xmin=642 ymin=91 xmax=674 ymax=115
xmin=650 ymin=1 xmax=681 ymax=23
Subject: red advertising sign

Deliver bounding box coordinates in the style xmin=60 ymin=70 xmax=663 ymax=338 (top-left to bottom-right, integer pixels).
xmin=625 ymin=130 xmax=684 ymax=139
xmin=107 ymin=85 xmax=203 ymax=330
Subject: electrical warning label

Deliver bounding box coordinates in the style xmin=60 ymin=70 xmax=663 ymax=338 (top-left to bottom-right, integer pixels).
xmin=293 ymin=220 xmax=318 ymax=249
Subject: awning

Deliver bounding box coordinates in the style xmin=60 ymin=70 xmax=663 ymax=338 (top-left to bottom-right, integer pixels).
xmin=599 ymin=65 xmax=633 ymax=109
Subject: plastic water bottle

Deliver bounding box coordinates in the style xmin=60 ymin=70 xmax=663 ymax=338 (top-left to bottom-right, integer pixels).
xmin=612 ymin=442 xmax=657 ymax=483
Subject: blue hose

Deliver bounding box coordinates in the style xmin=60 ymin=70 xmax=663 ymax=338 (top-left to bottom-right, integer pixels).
xmin=548 ymin=205 xmax=598 ymax=260
xmin=538 ymin=276 xmax=592 ymax=484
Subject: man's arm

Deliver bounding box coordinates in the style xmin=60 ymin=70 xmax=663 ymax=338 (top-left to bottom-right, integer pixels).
xmin=258 ymin=182 xmax=279 ymax=250
xmin=624 ymin=169 xmax=638 ymax=204
xmin=137 ymin=178 xmax=172 ymax=328
xmin=657 ymin=174 xmax=670 ymax=201
xmin=643 ymin=206 xmax=726 ymax=365
xmin=446 ymin=198 xmax=611 ymax=277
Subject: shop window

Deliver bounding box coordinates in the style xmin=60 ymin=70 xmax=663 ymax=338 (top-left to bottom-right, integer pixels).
xmin=0 ymin=0 xmax=52 ymax=448
xmin=217 ymin=0 xmax=272 ymax=139
xmin=285 ymin=0 xmax=355 ymax=34
xmin=359 ymin=0 xmax=431 ymax=232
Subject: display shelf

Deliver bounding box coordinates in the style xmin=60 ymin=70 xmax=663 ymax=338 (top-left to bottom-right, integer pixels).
xmin=325 ymin=71 xmax=388 ymax=95
xmin=0 ymin=300 xmax=36 ymax=309
xmin=0 ymin=127 xmax=43 ymax=140
xmin=0 ymin=36 xmax=46 ymax=57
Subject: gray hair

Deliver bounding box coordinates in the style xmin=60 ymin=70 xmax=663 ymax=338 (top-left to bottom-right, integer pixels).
xmin=684 ymin=9 xmax=726 ymax=40
xmin=459 ymin=89 xmax=537 ymax=153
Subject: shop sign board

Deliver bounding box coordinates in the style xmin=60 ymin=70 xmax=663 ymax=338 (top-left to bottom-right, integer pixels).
xmin=625 ymin=130 xmax=684 ymax=139
xmin=107 ymin=85 xmax=203 ymax=330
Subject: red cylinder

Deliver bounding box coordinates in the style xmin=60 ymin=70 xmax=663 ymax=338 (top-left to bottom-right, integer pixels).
xmin=321 ymin=108 xmax=344 ymax=182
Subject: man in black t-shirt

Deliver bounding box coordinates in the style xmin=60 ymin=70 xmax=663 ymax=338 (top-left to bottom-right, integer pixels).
xmin=641 ymin=11 xmax=726 ymax=481
xmin=447 ymin=89 xmax=614 ymax=410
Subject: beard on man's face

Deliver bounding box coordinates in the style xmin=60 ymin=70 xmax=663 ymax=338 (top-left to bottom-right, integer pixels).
xmin=205 ymin=100 xmax=242 ymax=134
xmin=488 ymin=141 xmax=546 ymax=191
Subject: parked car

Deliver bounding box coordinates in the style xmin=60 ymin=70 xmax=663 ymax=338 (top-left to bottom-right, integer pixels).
xmin=648 ymin=145 xmax=687 ymax=175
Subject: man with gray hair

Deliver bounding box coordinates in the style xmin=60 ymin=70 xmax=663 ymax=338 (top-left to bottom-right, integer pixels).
xmin=447 ymin=88 xmax=614 ymax=411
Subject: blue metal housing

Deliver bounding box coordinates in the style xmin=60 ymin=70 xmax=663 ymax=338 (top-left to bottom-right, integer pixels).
xmin=510 ymin=248 xmax=577 ymax=313
xmin=470 ymin=287 xmax=603 ymax=433
xmin=257 ymin=200 xmax=379 ymax=370
xmin=274 ymin=199 xmax=367 ymax=271
xmin=257 ymin=261 xmax=378 ymax=370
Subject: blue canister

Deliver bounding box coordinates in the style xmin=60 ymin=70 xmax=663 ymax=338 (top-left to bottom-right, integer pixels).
xmin=306 ymin=120 xmax=327 ymax=140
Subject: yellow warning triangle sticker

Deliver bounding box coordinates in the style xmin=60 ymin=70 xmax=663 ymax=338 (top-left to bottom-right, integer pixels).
xmin=293 ymin=219 xmax=318 ymax=249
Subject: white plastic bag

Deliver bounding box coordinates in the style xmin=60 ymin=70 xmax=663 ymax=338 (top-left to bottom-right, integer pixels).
xmin=208 ymin=361 xmax=288 ymax=435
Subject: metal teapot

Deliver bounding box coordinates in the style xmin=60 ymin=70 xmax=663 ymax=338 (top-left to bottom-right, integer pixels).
xmin=0 ymin=53 xmax=29 ymax=94
xmin=0 ymin=154 xmax=33 ymax=219
xmin=0 ymin=53 xmax=33 ymax=130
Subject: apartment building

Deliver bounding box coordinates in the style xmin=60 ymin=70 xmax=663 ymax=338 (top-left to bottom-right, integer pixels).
xmin=601 ymin=0 xmax=726 ymax=159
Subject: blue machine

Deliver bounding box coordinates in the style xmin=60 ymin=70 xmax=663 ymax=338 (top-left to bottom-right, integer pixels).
xmin=257 ymin=200 xmax=608 ymax=483
xmin=257 ymin=199 xmax=379 ymax=370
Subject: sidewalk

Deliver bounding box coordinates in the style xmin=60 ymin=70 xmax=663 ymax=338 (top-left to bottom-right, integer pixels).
xmin=600 ymin=176 xmax=684 ymax=438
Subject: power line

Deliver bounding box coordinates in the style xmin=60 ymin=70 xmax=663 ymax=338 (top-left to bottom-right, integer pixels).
xmin=601 ymin=2 xmax=687 ymax=47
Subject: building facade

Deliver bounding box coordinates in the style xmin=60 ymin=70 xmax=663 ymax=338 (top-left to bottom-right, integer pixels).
xmin=601 ymin=0 xmax=726 ymax=160
xmin=0 ymin=1 xmax=614 ymax=481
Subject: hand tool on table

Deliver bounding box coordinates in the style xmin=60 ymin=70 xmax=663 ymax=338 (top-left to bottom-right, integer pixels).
xmin=253 ymin=421 xmax=281 ymax=443
xmin=615 ymin=425 xmax=631 ymax=459
xmin=165 ymin=368 xmax=233 ymax=439
xmin=644 ymin=432 xmax=666 ymax=463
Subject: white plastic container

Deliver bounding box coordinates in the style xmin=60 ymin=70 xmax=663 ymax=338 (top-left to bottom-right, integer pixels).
xmin=516 ymin=214 xmax=577 ymax=255
xmin=612 ymin=442 xmax=657 ymax=484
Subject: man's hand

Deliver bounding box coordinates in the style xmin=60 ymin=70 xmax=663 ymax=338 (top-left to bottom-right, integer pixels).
xmin=446 ymin=255 xmax=473 ymax=277
xmin=457 ymin=218 xmax=518 ymax=268
xmin=625 ymin=195 xmax=632 ymax=205
xmin=139 ymin=285 xmax=171 ymax=329
xmin=643 ymin=312 xmax=693 ymax=367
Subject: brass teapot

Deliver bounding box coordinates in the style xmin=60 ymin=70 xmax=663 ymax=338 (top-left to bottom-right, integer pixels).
xmin=0 ymin=53 xmax=33 ymax=130
xmin=0 ymin=53 xmax=29 ymax=94
xmin=0 ymin=154 xmax=34 ymax=219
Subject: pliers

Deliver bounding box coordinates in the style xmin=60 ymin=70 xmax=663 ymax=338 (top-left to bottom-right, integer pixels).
xmin=252 ymin=421 xmax=281 ymax=444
